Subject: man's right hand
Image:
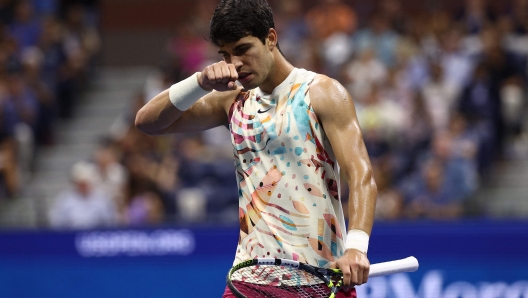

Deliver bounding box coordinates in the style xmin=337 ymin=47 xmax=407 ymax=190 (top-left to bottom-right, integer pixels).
xmin=197 ymin=61 xmax=238 ymax=92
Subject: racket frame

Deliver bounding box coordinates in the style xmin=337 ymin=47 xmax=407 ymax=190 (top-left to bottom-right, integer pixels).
xmin=226 ymin=258 xmax=343 ymax=298
xmin=226 ymin=256 xmax=420 ymax=297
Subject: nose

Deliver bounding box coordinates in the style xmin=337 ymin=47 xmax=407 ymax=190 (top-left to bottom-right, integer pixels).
xmin=230 ymin=56 xmax=243 ymax=71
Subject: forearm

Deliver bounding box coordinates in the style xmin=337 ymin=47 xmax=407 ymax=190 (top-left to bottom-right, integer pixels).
xmin=135 ymin=61 xmax=241 ymax=135
xmin=135 ymin=72 xmax=211 ymax=135
xmin=135 ymin=89 xmax=184 ymax=135
xmin=347 ymin=173 xmax=377 ymax=235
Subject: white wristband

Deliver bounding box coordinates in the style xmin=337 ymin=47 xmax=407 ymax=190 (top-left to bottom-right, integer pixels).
xmin=345 ymin=229 xmax=369 ymax=253
xmin=169 ymin=73 xmax=209 ymax=111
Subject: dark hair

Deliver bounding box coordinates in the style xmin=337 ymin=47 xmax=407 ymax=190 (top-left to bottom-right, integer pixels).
xmin=209 ymin=0 xmax=276 ymax=46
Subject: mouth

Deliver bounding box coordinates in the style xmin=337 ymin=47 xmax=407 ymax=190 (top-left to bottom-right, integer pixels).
xmin=237 ymin=72 xmax=252 ymax=84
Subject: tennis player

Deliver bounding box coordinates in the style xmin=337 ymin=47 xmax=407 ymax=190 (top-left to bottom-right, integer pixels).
xmin=135 ymin=0 xmax=377 ymax=296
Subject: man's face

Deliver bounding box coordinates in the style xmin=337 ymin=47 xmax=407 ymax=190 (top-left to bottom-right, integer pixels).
xmin=76 ymin=180 xmax=92 ymax=196
xmin=217 ymin=34 xmax=274 ymax=90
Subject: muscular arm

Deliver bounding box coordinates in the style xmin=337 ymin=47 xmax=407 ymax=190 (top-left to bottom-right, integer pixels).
xmin=135 ymin=62 xmax=240 ymax=135
xmin=310 ymin=75 xmax=377 ymax=234
xmin=310 ymin=74 xmax=377 ymax=287
xmin=135 ymin=87 xmax=238 ymax=135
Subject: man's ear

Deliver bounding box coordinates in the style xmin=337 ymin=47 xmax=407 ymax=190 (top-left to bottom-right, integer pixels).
xmin=267 ymin=28 xmax=278 ymax=51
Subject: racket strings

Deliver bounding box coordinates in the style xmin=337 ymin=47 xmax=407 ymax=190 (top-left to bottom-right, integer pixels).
xmin=231 ymin=265 xmax=334 ymax=298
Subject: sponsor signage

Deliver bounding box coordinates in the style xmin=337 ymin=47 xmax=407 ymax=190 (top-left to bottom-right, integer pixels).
xmin=0 ymin=220 xmax=526 ymax=297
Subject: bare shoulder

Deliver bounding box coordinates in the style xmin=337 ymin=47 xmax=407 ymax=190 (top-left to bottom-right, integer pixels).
xmin=310 ymin=74 xmax=348 ymax=97
xmin=309 ymin=74 xmax=354 ymax=117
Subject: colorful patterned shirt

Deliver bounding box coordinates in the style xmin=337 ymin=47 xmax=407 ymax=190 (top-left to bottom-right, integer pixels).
xmin=228 ymin=68 xmax=346 ymax=268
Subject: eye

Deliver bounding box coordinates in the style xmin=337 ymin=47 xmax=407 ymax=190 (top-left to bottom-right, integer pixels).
xmin=234 ymin=45 xmax=250 ymax=56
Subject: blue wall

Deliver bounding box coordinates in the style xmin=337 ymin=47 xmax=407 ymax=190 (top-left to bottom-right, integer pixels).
xmin=0 ymin=220 xmax=527 ymax=298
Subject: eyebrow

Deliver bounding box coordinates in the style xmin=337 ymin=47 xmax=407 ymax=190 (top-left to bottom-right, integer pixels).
xmin=218 ymin=42 xmax=252 ymax=54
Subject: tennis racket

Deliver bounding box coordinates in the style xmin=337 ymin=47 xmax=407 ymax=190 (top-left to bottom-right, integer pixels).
xmin=226 ymin=256 xmax=419 ymax=298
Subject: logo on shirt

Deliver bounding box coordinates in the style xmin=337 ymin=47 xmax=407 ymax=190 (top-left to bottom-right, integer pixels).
xmin=257 ymin=107 xmax=272 ymax=114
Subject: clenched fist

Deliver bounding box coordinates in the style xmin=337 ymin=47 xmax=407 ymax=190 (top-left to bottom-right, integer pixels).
xmin=197 ymin=61 xmax=238 ymax=92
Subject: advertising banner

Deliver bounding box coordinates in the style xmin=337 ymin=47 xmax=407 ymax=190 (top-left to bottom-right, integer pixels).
xmin=0 ymin=220 xmax=526 ymax=298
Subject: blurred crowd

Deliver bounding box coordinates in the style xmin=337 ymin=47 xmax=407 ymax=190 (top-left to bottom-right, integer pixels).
xmin=0 ymin=0 xmax=99 ymax=200
xmin=48 ymin=0 xmax=528 ymax=230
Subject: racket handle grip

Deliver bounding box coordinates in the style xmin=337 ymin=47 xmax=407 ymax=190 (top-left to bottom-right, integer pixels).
xmin=368 ymin=256 xmax=419 ymax=278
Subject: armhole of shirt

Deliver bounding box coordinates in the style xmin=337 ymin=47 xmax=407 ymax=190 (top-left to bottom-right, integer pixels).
xmin=227 ymin=90 xmax=247 ymax=124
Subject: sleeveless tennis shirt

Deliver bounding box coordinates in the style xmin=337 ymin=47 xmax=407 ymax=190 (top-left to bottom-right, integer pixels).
xmin=228 ymin=68 xmax=347 ymax=268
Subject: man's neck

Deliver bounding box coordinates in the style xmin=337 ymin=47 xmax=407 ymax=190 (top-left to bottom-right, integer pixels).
xmin=259 ymin=55 xmax=294 ymax=94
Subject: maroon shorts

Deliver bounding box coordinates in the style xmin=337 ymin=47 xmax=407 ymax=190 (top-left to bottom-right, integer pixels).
xmin=222 ymin=283 xmax=357 ymax=298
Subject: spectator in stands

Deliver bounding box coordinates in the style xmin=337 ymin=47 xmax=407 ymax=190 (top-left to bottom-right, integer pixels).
xmin=305 ymin=0 xmax=357 ymax=40
xmin=456 ymin=0 xmax=496 ymax=35
xmin=117 ymin=125 xmax=178 ymax=220
xmin=32 ymin=0 xmax=57 ymax=17
xmin=37 ymin=17 xmax=62 ymax=82
xmin=421 ymin=62 xmax=460 ymax=132
xmin=476 ymin=26 xmax=526 ymax=160
xmin=305 ymin=0 xmax=357 ymax=76
xmin=390 ymin=91 xmax=434 ymax=179
xmin=20 ymin=46 xmax=55 ymax=145
xmin=54 ymin=3 xmax=100 ymax=119
xmin=507 ymin=0 xmax=528 ymax=35
xmin=91 ymin=141 xmax=128 ymax=211
xmin=0 ymin=74 xmax=24 ymax=197
xmin=405 ymin=127 xmax=478 ymax=209
xmin=372 ymin=159 xmax=404 ymax=220
xmin=458 ymin=62 xmax=497 ymax=175
xmin=437 ymin=25 xmax=474 ymax=93
xmin=124 ymin=174 xmax=165 ymax=226
xmin=6 ymin=71 xmax=38 ymax=131
xmin=62 ymin=3 xmax=100 ymax=73
xmin=378 ymin=0 xmax=408 ymax=35
xmin=0 ymin=78 xmax=17 ymax=139
xmin=9 ymin=0 xmax=41 ymax=51
xmin=401 ymin=15 xmax=434 ymax=89
xmin=354 ymin=11 xmax=400 ymax=68
xmin=405 ymin=158 xmax=465 ymax=219
xmin=343 ymin=47 xmax=388 ymax=103
xmin=0 ymin=0 xmax=15 ymax=25
xmin=48 ymin=161 xmax=118 ymax=229
xmin=274 ymin=0 xmax=311 ymax=69
xmin=0 ymin=87 xmax=19 ymax=198
xmin=166 ymin=21 xmax=210 ymax=79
